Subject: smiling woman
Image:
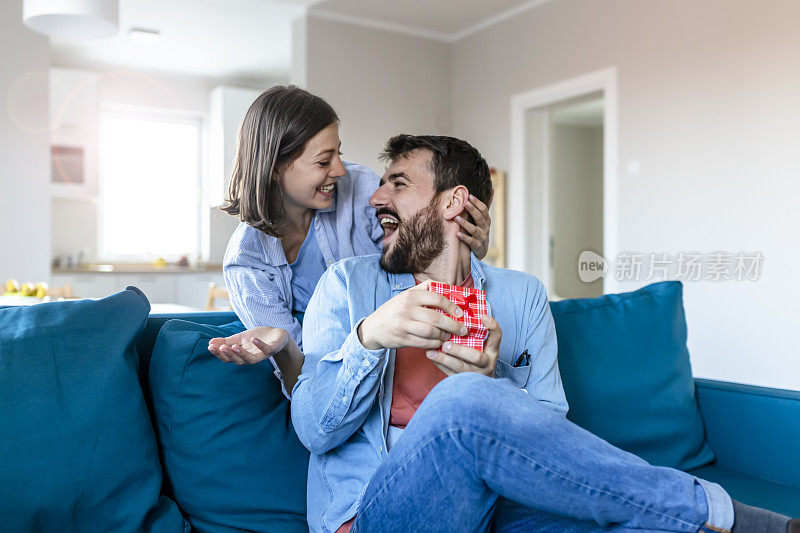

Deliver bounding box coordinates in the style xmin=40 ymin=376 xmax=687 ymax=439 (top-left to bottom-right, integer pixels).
xmin=209 ymin=85 xmax=493 ymax=397
xmin=221 ymin=87 xmax=340 ymax=239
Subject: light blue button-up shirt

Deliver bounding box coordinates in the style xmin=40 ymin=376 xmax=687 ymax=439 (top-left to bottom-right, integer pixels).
xmin=291 ymin=253 xmax=569 ymax=533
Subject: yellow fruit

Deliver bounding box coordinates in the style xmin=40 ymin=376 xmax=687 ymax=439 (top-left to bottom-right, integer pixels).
xmin=5 ymin=279 xmax=20 ymax=293
xmin=20 ymin=282 xmax=36 ymax=297
xmin=35 ymin=282 xmax=48 ymax=299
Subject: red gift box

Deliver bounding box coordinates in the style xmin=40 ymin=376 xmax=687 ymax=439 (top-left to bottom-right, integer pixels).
xmin=428 ymin=281 xmax=489 ymax=351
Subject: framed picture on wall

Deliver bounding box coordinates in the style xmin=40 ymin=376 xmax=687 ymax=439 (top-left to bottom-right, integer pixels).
xmin=50 ymin=132 xmax=98 ymax=198
xmin=51 ymin=145 xmax=84 ymax=185
xmin=483 ymin=168 xmax=506 ymax=268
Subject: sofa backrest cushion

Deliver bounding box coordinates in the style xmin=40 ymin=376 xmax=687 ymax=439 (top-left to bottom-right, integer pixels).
xmin=0 ymin=287 xmax=186 ymax=532
xmin=550 ymin=281 xmax=714 ymax=471
xmin=148 ymin=319 xmax=309 ymax=532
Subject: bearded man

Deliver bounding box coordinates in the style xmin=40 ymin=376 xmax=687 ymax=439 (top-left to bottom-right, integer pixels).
xmin=230 ymin=135 xmax=798 ymax=533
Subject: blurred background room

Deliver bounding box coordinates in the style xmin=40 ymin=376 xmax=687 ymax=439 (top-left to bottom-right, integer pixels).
xmin=1 ymin=0 xmax=798 ymax=391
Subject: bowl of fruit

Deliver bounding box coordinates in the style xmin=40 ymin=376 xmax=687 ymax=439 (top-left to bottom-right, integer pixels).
xmin=4 ymin=279 xmax=50 ymax=298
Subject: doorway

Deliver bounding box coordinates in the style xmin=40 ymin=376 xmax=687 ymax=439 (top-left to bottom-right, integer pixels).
xmin=549 ymin=94 xmax=604 ymax=298
xmin=509 ymin=68 xmax=618 ymax=297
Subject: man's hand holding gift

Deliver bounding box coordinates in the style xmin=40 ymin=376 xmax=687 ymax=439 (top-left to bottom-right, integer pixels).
xmin=357 ymin=279 xmax=502 ymax=378
xmin=358 ymin=280 xmax=467 ymax=351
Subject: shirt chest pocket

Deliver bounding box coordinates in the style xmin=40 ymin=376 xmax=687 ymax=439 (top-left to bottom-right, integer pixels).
xmin=494 ymin=358 xmax=532 ymax=389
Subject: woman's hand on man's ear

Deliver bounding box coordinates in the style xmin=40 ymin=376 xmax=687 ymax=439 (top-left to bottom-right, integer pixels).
xmin=456 ymin=194 xmax=492 ymax=260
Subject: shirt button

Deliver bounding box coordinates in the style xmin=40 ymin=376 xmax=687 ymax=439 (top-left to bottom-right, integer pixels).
xmin=362 ymin=359 xmax=370 ymax=367
xmin=327 ymin=260 xmax=333 ymax=265
xmin=378 ymin=446 xmax=383 ymax=452
xmin=394 ymin=284 xmax=400 ymax=289
xmin=341 ymin=395 xmax=347 ymax=403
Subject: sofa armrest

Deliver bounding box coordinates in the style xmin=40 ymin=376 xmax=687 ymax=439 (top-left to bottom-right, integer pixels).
xmin=695 ymin=378 xmax=800 ymax=487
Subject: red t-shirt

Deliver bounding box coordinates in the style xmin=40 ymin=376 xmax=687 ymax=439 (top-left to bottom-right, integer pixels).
xmin=337 ymin=275 xmax=474 ymax=533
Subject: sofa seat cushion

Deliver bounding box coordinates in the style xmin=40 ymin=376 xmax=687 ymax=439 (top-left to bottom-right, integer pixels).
xmin=689 ymin=465 xmax=800 ymax=517
xmin=148 ymin=320 xmax=309 ymax=532
xmin=0 ymin=287 xmax=186 ymax=532
xmin=550 ymin=281 xmax=714 ymax=471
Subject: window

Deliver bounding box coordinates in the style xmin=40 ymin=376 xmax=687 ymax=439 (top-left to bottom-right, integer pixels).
xmin=98 ymin=110 xmax=202 ymax=261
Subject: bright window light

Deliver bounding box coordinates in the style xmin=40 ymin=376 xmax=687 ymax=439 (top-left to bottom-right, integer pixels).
xmin=99 ymin=111 xmax=201 ymax=261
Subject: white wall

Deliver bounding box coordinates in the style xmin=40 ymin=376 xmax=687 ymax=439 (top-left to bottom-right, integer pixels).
xmin=0 ymin=2 xmax=51 ymax=283
xmin=301 ymin=15 xmax=452 ymax=173
xmin=95 ymin=69 xmax=214 ymax=113
xmin=451 ymin=0 xmax=800 ymax=390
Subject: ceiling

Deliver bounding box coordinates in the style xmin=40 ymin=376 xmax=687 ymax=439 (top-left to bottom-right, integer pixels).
xmin=48 ymin=0 xmax=552 ymax=82
xmin=309 ymin=0 xmax=549 ymax=41
xmin=50 ymin=0 xmax=307 ymax=85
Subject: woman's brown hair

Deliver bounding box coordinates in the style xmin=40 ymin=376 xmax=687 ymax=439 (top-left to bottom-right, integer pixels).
xmin=221 ymin=85 xmax=338 ymax=237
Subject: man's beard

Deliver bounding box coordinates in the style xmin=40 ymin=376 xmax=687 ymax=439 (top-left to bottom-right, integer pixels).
xmin=379 ymin=198 xmax=446 ymax=274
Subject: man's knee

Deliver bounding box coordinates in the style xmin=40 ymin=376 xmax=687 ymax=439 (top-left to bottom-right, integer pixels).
xmin=417 ymin=373 xmax=555 ymax=433
xmin=429 ymin=372 xmax=492 ymax=403
xmin=418 ymin=373 xmax=505 ymax=423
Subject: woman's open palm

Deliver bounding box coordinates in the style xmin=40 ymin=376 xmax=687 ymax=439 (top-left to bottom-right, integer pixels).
xmin=208 ymin=326 xmax=290 ymax=365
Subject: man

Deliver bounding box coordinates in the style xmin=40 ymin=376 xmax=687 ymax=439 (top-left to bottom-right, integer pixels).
xmin=291 ymin=135 xmax=796 ymax=533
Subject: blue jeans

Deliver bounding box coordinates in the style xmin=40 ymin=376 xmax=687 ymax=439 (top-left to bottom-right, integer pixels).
xmin=350 ymin=373 xmax=733 ymax=533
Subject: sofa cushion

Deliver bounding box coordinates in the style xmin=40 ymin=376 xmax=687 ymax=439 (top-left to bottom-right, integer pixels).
xmin=550 ymin=281 xmax=714 ymax=471
xmin=689 ymin=465 xmax=800 ymax=517
xmin=148 ymin=320 xmax=309 ymax=532
xmin=0 ymin=287 xmax=186 ymax=532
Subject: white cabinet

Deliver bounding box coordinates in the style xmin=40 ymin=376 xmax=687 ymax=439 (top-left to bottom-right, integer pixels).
xmin=50 ymin=273 xmax=116 ymax=299
xmin=50 ymin=271 xmax=225 ymax=308
xmin=116 ymin=274 xmax=175 ymax=304
xmin=175 ymin=272 xmax=226 ymax=309
xmin=208 ymin=86 xmax=261 ymax=206
xmin=207 ymin=86 xmax=260 ymax=264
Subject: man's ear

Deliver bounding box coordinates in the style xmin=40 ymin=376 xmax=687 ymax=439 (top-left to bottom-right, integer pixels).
xmin=442 ymin=186 xmax=469 ymax=221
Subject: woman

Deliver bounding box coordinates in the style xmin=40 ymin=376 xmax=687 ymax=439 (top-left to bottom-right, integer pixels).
xmin=208 ymin=86 xmax=491 ymax=395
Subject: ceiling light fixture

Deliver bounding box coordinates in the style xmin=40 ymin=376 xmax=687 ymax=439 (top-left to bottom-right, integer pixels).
xmin=23 ymin=0 xmax=119 ymax=39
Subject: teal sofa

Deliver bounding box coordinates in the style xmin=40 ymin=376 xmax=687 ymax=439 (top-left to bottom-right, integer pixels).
xmin=138 ymin=310 xmax=800 ymax=520
xmin=2 ymin=282 xmax=798 ymax=532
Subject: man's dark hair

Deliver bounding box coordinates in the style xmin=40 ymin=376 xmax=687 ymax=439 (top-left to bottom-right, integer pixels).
xmin=379 ymin=135 xmax=493 ymax=208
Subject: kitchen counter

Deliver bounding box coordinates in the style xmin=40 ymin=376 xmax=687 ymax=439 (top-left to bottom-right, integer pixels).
xmin=50 ymin=268 xmax=227 ymax=309
xmin=53 ymin=264 xmax=223 ymax=274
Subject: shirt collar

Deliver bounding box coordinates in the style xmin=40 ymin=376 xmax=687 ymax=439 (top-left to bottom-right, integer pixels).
xmin=387 ymin=253 xmax=486 ymax=293
xmin=257 ymin=207 xmax=333 ymax=268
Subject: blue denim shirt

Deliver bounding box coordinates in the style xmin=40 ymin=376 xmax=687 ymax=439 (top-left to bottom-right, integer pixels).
xmin=291 ymin=254 xmax=569 ymax=533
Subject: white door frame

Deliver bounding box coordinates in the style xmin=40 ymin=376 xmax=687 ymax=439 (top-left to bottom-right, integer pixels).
xmin=509 ymin=67 xmax=618 ymax=294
